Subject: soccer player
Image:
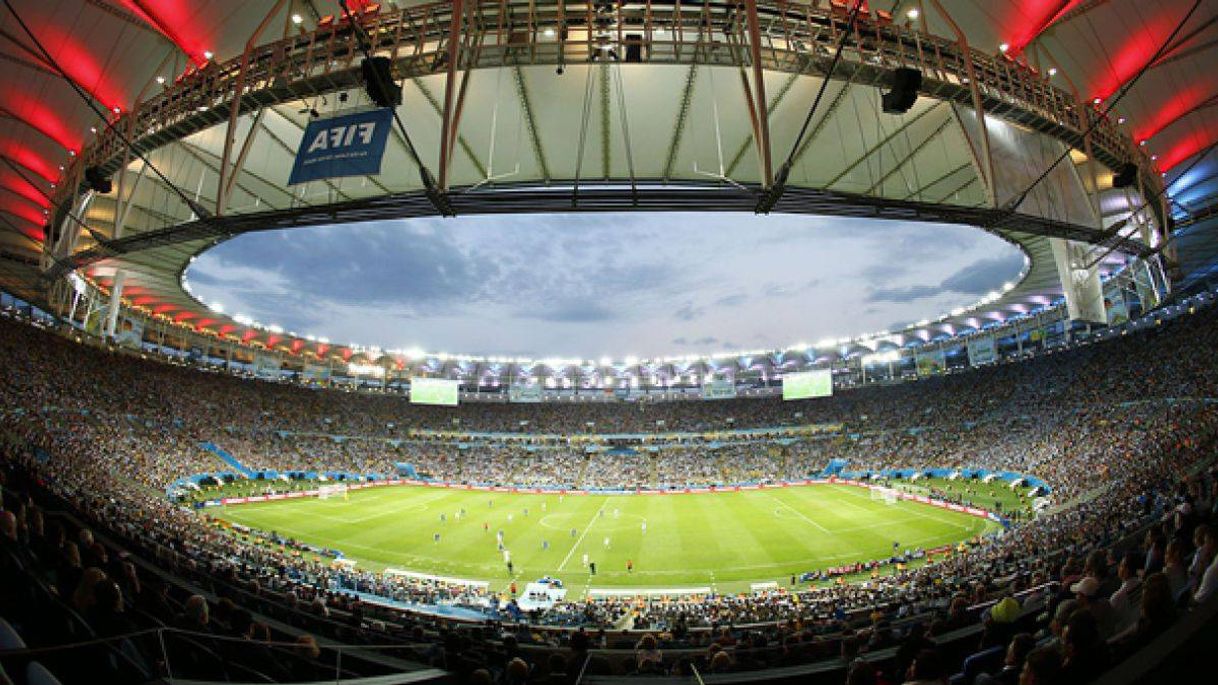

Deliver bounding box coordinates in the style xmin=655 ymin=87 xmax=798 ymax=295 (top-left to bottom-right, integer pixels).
xmin=589 ymin=561 xmax=597 ymax=575
xmin=433 ymin=532 xmax=440 ymax=544
xmin=571 ymin=528 xmax=578 ymax=538
xmin=613 ymin=508 xmax=620 ymax=519
xmin=582 ymin=553 xmax=589 ymax=567
xmin=641 ymin=521 xmax=647 ymax=535
xmin=603 ymin=536 xmax=611 ymax=549
xmin=440 ymin=513 xmax=446 ymax=524
xmin=627 ymin=559 xmax=633 ymax=573
xmin=508 ymin=513 xmax=513 ymax=523
xmin=523 ymin=508 xmax=528 ymax=517
xmin=484 ymin=521 xmax=489 ymax=533
xmin=542 ymin=540 xmax=549 ymax=551
xmin=507 ymin=560 xmax=514 ymax=576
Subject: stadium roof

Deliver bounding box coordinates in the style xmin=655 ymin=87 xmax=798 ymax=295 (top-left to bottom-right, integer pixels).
xmin=1 ymin=1 xmax=1215 ymax=363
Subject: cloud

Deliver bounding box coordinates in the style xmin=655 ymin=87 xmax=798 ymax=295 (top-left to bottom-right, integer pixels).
xmin=714 ymin=293 xmax=749 ymax=307
xmin=939 ymin=253 xmax=1026 ymax=295
xmin=186 ymin=213 xmax=1022 ymax=357
xmin=866 ymin=254 xmax=1024 ymax=303
xmin=867 ymin=284 xmax=946 ymax=303
xmin=674 ymin=302 xmax=705 ymax=321
xmin=525 ymin=301 xmax=618 ymax=323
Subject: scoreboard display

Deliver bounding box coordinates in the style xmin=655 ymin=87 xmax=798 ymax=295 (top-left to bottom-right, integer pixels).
xmin=782 ymin=369 xmax=833 ymax=401
xmin=410 ymin=378 xmax=460 ymax=406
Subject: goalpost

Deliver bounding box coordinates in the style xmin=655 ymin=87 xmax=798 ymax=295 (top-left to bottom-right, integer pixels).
xmin=317 ymin=483 xmax=349 ymax=500
xmin=869 ymin=486 xmax=900 ymax=505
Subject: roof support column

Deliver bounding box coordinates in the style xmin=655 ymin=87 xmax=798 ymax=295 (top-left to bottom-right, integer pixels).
xmin=743 ymin=0 xmax=774 ymax=187
xmin=217 ymin=0 xmax=285 ymax=216
xmin=439 ymin=0 xmax=466 ymax=190
xmin=929 ymin=0 xmax=996 ymax=207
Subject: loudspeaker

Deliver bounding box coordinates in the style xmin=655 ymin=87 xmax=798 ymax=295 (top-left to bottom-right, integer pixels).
xmin=84 ymin=166 xmax=112 ymax=194
xmin=1112 ymin=162 xmax=1138 ymax=189
xmin=361 ymin=56 xmax=402 ymax=108
xmin=881 ymin=67 xmax=922 ymax=114
xmin=624 ymin=34 xmax=643 ymax=63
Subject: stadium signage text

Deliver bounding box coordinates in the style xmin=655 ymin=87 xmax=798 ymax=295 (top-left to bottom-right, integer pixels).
xmin=289 ymin=109 xmax=394 ymax=185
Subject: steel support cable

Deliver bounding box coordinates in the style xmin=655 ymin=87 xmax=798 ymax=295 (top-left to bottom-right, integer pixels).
xmin=336 ymin=0 xmax=451 ymax=215
xmin=572 ymin=63 xmax=598 ymax=207
xmin=1005 ymin=0 xmax=1204 ymax=213
xmin=0 ymin=158 xmax=109 ymax=250
xmin=1084 ymin=137 xmax=1218 ymax=270
xmin=0 ymin=0 xmax=212 ymax=226
xmin=757 ymin=0 xmax=866 ymax=212
xmin=612 ymin=60 xmax=639 ymax=203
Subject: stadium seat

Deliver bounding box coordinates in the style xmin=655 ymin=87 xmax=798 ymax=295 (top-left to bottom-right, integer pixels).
xmin=0 ymin=617 xmax=25 ymax=650
xmin=949 ymin=644 xmax=1004 ymax=685
xmin=25 ymin=662 xmax=63 ymax=685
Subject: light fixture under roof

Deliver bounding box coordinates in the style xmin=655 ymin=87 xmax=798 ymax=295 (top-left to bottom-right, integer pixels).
xmin=998 ymin=43 xmax=1009 ymax=53
xmin=906 ymin=8 xmax=919 ymax=19
xmin=291 ymin=13 xmax=303 ymax=25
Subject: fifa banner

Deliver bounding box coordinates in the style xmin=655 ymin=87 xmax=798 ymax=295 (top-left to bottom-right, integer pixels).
xmin=1105 ymin=292 xmax=1130 ymax=326
xmin=114 ymin=316 xmax=144 ymax=348
xmin=288 ymin=108 xmax=393 ymax=185
xmin=701 ymin=378 xmax=737 ymax=400
xmin=915 ymin=348 xmax=947 ymax=377
xmin=966 ymin=337 xmax=997 ymax=366
xmin=508 ymin=384 xmax=543 ymax=403
xmin=782 ymin=369 xmax=833 ymax=401
xmin=253 ymin=354 xmax=282 ymax=379
xmin=411 ymin=377 xmax=460 ymax=406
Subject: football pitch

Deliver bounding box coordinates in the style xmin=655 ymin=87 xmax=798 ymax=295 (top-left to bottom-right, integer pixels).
xmin=214 ymin=484 xmax=1001 ymax=596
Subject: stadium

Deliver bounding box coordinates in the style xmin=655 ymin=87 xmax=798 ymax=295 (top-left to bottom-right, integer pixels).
xmin=2 ymin=0 xmax=1218 ymax=684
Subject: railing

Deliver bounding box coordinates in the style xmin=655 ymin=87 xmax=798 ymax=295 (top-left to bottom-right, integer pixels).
xmin=61 ymin=0 xmax=1159 ymax=208
xmin=0 ymin=627 xmax=446 ymax=684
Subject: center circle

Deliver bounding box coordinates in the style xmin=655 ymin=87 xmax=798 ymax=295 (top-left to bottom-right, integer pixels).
xmin=186 ymin=213 xmax=1024 ymax=358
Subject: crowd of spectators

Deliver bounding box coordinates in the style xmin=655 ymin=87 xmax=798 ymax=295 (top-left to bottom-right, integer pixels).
xmin=1 ymin=296 xmax=1218 ymax=683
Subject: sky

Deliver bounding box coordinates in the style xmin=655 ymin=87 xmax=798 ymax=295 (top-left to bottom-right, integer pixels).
xmin=186 ymin=213 xmax=1025 ymax=358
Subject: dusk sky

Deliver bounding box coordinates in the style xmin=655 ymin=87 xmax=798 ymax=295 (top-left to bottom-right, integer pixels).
xmin=186 ymin=213 xmax=1025 ymax=358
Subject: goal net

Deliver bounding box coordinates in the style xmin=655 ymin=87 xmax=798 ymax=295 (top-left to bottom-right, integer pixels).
xmin=317 ymin=484 xmax=349 ymax=500
xmin=869 ymin=486 xmax=900 ymax=505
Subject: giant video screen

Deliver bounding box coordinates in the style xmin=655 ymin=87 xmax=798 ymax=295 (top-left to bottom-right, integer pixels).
xmin=410 ymin=378 xmax=461 ymax=406
xmin=782 ymin=369 xmax=833 ymax=401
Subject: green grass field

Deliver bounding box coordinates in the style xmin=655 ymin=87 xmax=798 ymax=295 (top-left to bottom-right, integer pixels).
xmin=214 ymin=483 xmax=1002 ymax=596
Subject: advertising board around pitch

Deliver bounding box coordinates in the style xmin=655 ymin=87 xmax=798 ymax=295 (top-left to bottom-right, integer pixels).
xmin=411 ymin=378 xmax=461 ymax=406
xmin=782 ymin=369 xmax=833 ymax=400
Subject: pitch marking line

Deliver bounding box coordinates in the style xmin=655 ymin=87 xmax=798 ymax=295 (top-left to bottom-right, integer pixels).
xmin=765 ymin=493 xmax=830 ymax=533
xmin=558 ymin=500 xmax=609 ymax=572
xmin=835 ymin=485 xmax=974 ymax=532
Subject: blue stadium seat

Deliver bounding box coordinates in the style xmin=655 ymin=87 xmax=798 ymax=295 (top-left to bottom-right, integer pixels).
xmin=26 ymin=662 xmax=64 ymax=685
xmin=0 ymin=617 xmax=25 ymax=650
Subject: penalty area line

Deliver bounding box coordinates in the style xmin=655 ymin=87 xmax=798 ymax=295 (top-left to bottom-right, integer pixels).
xmin=766 ymin=493 xmax=830 ymax=533
xmin=558 ymin=500 xmax=609 ymax=572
